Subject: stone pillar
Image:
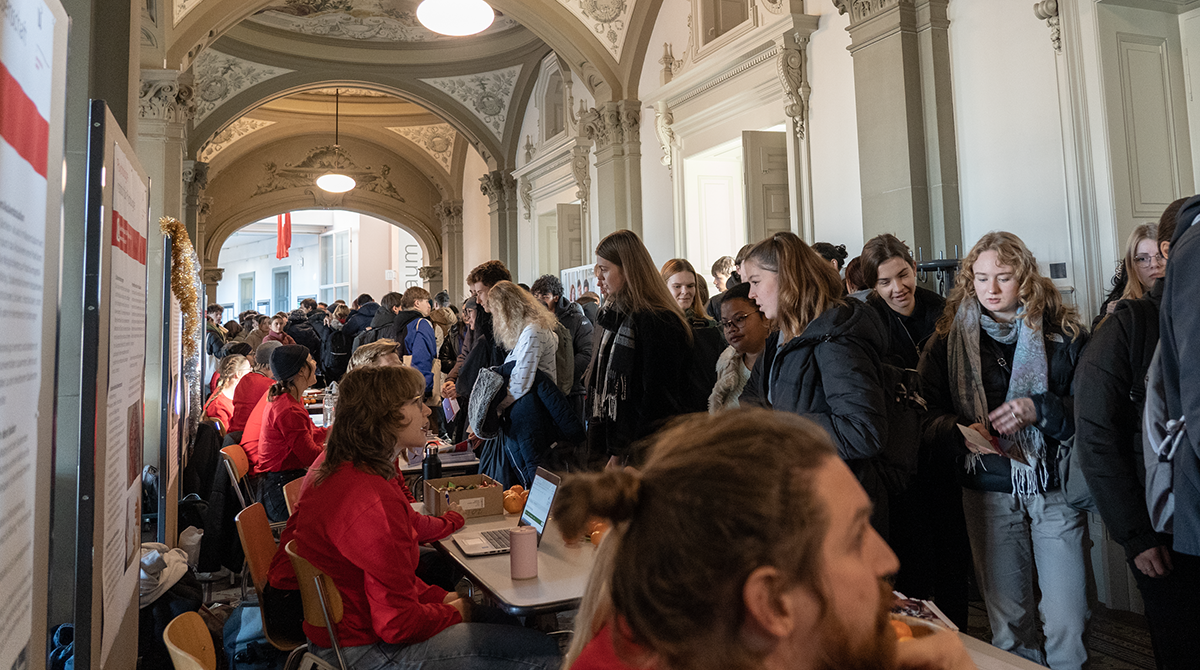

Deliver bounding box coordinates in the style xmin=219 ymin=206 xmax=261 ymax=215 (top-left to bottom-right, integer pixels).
xmin=480 ymin=171 xmax=518 ymax=269
xmin=183 ymin=160 xmax=209 ymax=254
xmin=201 ymin=267 xmax=224 ymax=308
xmin=135 ymin=68 xmax=194 ymax=549
xmin=436 ymin=200 xmax=465 ymax=303
xmin=418 ymin=265 xmax=445 ymax=299
xmin=843 ymin=0 xmax=962 ymax=260
xmin=582 ymin=100 xmax=642 ymax=239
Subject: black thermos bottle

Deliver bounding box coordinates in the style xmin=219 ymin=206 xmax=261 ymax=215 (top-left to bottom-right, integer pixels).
xmin=422 ymin=446 xmax=442 ymax=481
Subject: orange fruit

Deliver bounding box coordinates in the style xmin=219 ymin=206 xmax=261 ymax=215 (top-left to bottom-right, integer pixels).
xmin=503 ymin=495 xmax=525 ymax=514
xmin=889 ymin=619 xmax=913 ymax=641
xmin=510 ymin=485 xmax=525 ymax=494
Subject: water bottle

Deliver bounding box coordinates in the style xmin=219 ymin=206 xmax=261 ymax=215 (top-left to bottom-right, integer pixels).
xmin=422 ymin=446 xmax=442 ymax=482
xmin=323 ymin=381 xmax=338 ymax=427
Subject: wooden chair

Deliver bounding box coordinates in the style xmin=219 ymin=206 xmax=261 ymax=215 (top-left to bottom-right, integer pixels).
xmin=285 ymin=540 xmax=349 ymax=670
xmin=283 ymin=477 xmax=304 ymax=516
xmin=234 ymin=503 xmax=305 ymax=652
xmin=220 ymin=444 xmax=253 ymax=510
xmin=163 ymin=611 xmax=216 ymax=670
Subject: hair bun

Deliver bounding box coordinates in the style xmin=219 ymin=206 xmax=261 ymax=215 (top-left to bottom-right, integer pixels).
xmin=552 ymin=469 xmax=642 ymax=539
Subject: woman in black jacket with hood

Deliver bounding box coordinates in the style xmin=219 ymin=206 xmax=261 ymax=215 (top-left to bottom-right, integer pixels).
xmin=919 ymin=231 xmax=1088 ymax=670
xmin=742 ymin=232 xmax=891 ymax=531
xmin=586 ymin=230 xmax=700 ymax=469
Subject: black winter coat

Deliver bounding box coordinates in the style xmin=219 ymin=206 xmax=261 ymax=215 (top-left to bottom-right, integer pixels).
xmin=343 ymin=302 xmax=379 ymax=340
xmin=285 ymin=310 xmax=322 ymax=362
xmin=586 ymin=307 xmax=699 ymax=463
xmin=748 ymin=300 xmax=890 ymax=498
xmin=553 ymin=296 xmax=594 ymax=397
xmin=864 ymin=286 xmax=944 ymax=369
xmin=919 ymin=319 xmax=1087 ymax=494
xmin=1075 ymin=282 xmax=1162 ymax=559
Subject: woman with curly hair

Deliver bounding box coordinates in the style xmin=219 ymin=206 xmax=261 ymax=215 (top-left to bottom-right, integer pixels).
xmin=918 ymin=231 xmax=1089 ymax=670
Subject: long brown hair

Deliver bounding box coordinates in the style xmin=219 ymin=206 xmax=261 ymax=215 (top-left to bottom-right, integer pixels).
xmin=936 ymin=231 xmax=1083 ymax=339
xmin=556 ymin=409 xmax=836 ymax=670
xmin=488 ymin=280 xmax=559 ymax=350
xmin=314 ymin=365 xmax=425 ymax=486
xmin=659 ymin=258 xmax=710 ymax=318
xmin=595 ymin=230 xmax=690 ymax=335
xmin=744 ymin=232 xmax=844 ymax=341
xmin=1120 ymin=222 xmax=1160 ymax=301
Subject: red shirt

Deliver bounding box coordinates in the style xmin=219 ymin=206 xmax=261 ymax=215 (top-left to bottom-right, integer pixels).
xmin=571 ymin=623 xmax=655 ymax=670
xmin=258 ymin=394 xmax=327 ymax=473
xmin=241 ymin=394 xmax=271 ymax=476
xmin=278 ymin=461 xmax=466 ymax=647
xmin=229 ymin=372 xmax=272 ymax=434
xmin=203 ymin=393 xmax=233 ymax=431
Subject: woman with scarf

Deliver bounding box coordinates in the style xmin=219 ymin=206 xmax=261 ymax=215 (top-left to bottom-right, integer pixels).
xmin=586 ymin=230 xmax=700 ymax=469
xmin=918 ymin=231 xmax=1089 ymax=670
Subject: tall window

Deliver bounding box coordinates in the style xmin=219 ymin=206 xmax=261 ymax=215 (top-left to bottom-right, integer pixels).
xmin=238 ymin=272 xmax=255 ymax=313
xmin=320 ymin=230 xmax=350 ymax=304
xmin=700 ymin=0 xmax=748 ymax=45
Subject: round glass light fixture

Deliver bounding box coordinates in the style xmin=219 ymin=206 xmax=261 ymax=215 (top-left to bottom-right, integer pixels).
xmin=316 ymin=172 xmax=356 ymax=193
xmin=417 ymin=0 xmax=495 ymax=36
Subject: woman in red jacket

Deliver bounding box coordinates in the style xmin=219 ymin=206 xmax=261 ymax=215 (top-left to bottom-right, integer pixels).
xmin=203 ymin=354 xmax=250 ymax=433
xmin=286 ymin=365 xmax=561 ymax=669
xmin=258 ymin=344 xmax=326 ymax=521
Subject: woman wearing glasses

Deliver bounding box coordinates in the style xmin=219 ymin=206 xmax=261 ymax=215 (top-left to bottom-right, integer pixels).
xmin=708 ymin=282 xmax=770 ymax=412
xmin=1095 ymin=222 xmax=1166 ymax=327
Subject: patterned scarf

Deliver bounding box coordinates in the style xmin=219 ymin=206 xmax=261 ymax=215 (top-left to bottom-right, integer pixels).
xmin=947 ymin=299 xmax=1050 ymax=497
xmin=592 ymin=305 xmax=637 ymax=423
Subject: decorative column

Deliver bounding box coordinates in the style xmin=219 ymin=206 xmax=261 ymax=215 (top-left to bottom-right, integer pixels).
xmin=435 ymin=200 xmax=465 ymax=303
xmin=841 ymin=0 xmax=962 ymax=261
xmin=582 ymin=100 xmax=643 ymax=239
xmin=418 ymin=265 xmax=445 ymax=299
xmin=183 ymin=160 xmax=209 ymax=253
xmin=201 ymin=267 xmax=224 ymax=308
xmin=775 ymin=16 xmax=819 ymax=242
xmin=570 ymin=136 xmax=594 ymax=257
xmin=479 ymin=170 xmax=518 ymax=269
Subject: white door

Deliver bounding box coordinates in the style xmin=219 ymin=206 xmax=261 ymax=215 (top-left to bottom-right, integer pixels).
xmin=557 ymin=203 xmax=583 ymax=270
xmin=743 ymin=130 xmax=790 ymax=244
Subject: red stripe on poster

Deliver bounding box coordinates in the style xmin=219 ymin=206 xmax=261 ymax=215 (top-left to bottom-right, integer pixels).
xmin=0 ymin=61 xmax=50 ymax=179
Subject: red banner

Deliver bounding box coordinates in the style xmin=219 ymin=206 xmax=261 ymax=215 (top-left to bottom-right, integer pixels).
xmin=0 ymin=61 xmax=50 ymax=179
xmin=111 ymin=209 xmax=146 ymax=264
xmin=276 ymin=212 xmax=292 ymax=259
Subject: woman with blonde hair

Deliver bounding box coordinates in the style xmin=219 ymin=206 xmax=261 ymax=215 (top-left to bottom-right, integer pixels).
xmin=661 ymin=258 xmax=725 ymax=395
xmin=1096 ymin=222 xmax=1165 ymax=325
xmin=741 ymin=232 xmax=891 ymax=528
xmin=203 ymin=354 xmax=251 ymax=432
xmin=587 ymin=230 xmax=702 ymax=469
xmin=919 ymin=231 xmax=1088 ymax=670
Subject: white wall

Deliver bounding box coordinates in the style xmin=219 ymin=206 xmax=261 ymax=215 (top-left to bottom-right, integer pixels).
xmin=462 ymin=147 xmax=493 ymax=282
xmin=947 ymin=2 xmax=1072 ymax=271
xmin=807 ymin=0 xmax=864 ymax=252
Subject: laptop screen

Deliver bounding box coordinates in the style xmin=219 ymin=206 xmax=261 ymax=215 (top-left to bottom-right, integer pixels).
xmin=518 ymin=468 xmax=559 ymax=538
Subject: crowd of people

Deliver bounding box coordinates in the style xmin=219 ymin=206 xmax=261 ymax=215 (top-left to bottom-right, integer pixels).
xmin=193 ymin=195 xmax=1200 ymax=670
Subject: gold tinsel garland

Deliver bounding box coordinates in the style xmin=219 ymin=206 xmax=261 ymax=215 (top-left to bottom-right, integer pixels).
xmin=159 ymin=216 xmax=201 ymax=359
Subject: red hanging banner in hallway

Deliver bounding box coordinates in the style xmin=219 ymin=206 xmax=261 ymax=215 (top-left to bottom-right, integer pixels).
xmin=276 ymin=212 xmax=292 ymax=259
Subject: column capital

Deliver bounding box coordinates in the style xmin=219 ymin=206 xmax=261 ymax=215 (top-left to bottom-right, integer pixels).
xmin=139 ymin=69 xmax=195 ymax=124
xmin=846 ymin=0 xmax=903 ymax=26
xmin=418 ymin=266 xmax=443 ymax=281
xmin=201 ymin=267 xmax=224 ymax=285
xmin=582 ymin=100 xmax=641 ymax=152
xmin=435 ymin=199 xmax=464 ymax=224
xmin=479 ymin=170 xmax=516 ymax=206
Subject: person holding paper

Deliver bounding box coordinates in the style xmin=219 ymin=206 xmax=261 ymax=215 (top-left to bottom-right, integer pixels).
xmin=917 ymin=232 xmax=1089 ymax=670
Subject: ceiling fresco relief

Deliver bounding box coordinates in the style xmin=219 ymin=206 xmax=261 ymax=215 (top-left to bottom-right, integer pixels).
xmin=255 ymin=145 xmax=406 ymax=201
xmin=387 ymin=123 xmax=456 ymax=173
xmin=199 ymin=117 xmax=277 ymax=162
xmin=557 ymin=0 xmax=633 ymax=61
xmin=246 ymin=0 xmax=519 ymax=42
xmin=193 ymin=50 xmax=295 ymax=123
xmin=419 ymin=64 xmax=521 ymax=140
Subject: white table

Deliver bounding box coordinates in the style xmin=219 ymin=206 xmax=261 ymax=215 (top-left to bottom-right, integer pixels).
xmin=430 ymin=510 xmax=597 ymax=616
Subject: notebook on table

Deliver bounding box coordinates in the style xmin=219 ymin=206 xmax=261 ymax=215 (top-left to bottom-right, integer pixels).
xmin=452 ymin=467 xmax=560 ymax=556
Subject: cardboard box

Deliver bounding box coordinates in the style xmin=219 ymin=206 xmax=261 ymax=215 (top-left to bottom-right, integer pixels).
xmin=423 ymin=474 xmax=504 ymax=518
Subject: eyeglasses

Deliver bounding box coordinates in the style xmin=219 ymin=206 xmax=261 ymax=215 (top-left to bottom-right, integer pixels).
xmin=1134 ymin=253 xmax=1165 ymax=268
xmin=720 ymin=312 xmax=758 ymax=331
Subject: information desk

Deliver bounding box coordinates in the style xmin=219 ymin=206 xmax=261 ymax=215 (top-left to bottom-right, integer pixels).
xmin=423 ymin=505 xmax=597 ymax=616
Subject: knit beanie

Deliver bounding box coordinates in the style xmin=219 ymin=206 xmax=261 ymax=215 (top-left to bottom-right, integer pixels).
xmin=254 ymin=340 xmax=282 ymax=367
xmin=270 ymin=344 xmax=309 ymax=382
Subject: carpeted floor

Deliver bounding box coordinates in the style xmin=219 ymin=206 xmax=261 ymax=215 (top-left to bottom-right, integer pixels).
xmin=965 ymin=601 xmax=1157 ymax=670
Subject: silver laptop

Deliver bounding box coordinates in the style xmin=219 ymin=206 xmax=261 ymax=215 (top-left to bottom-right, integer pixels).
xmin=452 ymin=468 xmax=560 ymax=556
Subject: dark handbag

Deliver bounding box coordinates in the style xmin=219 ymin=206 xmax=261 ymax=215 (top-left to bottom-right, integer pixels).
xmin=1057 ymin=437 xmax=1097 ymax=514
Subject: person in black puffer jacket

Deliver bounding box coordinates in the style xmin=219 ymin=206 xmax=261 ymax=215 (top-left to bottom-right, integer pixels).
xmin=285 ymin=301 xmax=323 ymax=371
xmin=742 ymin=232 xmax=891 ymax=533
xmin=342 ymin=293 xmax=379 ymax=341
xmin=919 ymin=232 xmax=1089 ymax=670
xmin=586 ymin=231 xmax=700 ymax=469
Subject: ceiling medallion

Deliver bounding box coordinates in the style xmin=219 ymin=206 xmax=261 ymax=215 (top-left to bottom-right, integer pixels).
xmin=416 ymin=0 xmax=494 ymax=36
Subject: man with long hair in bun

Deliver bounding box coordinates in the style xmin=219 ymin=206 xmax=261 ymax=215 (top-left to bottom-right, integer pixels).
xmin=555 ymin=409 xmax=976 ymax=670
xmin=587 ymin=230 xmax=702 ymax=469
xmin=920 ymin=232 xmax=1088 ymax=670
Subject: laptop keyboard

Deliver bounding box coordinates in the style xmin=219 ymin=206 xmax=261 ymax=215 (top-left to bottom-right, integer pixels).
xmin=480 ymin=529 xmax=511 ymax=549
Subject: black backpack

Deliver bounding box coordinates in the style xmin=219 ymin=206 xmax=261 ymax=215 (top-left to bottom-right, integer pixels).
xmin=323 ymin=328 xmax=352 ymax=377
xmin=350 ymin=311 xmax=419 ymax=357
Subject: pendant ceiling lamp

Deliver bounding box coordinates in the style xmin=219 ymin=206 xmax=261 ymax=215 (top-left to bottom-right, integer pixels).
xmin=316 ymin=89 xmax=356 ymax=193
xmin=416 ymin=0 xmax=495 ymax=36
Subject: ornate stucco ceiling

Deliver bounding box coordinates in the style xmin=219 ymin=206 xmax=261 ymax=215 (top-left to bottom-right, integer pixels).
xmin=244 ymin=0 xmax=521 ymax=43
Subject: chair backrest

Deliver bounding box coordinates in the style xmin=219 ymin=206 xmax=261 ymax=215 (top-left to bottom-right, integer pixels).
xmin=163 ymin=611 xmax=216 ymax=670
xmin=283 ymin=477 xmax=304 ymax=515
xmin=220 ymin=445 xmax=251 ymax=509
xmin=234 ymin=503 xmax=304 ymax=651
xmin=284 ymin=540 xmax=344 ymax=627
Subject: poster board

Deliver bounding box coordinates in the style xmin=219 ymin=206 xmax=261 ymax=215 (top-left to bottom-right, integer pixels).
xmin=74 ymin=101 xmax=151 ymax=670
xmin=559 ymin=263 xmax=597 ymax=302
xmin=0 ymin=0 xmax=70 ymax=667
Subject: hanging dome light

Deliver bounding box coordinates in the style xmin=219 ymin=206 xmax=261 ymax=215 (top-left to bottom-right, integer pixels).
xmin=417 ymin=0 xmax=495 ymax=36
xmin=317 ymin=89 xmax=357 ymax=194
